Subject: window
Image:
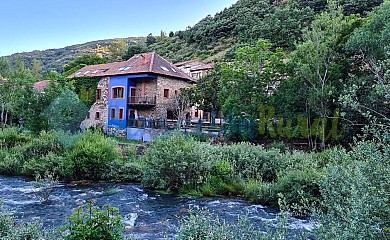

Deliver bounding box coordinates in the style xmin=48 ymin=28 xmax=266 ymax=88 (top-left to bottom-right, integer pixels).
xmin=95 ymin=112 xmax=100 ymax=119
xmin=129 ymin=87 xmax=137 ymax=103
xmin=96 ymin=89 xmax=102 ymax=101
xmin=110 ymin=108 xmax=116 ymax=119
xmin=192 ymin=72 xmax=201 ymax=79
xmin=163 ymin=89 xmax=170 ymax=98
xmin=167 ymin=110 xmax=175 ymax=120
xmin=174 ymin=90 xmax=178 ymax=96
xmin=112 ymin=87 xmax=124 ymax=99
xmin=118 ymin=108 xmax=124 ymax=120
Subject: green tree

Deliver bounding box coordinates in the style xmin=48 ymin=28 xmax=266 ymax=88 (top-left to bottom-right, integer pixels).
xmin=122 ymin=44 xmax=149 ymax=60
xmin=44 ymin=89 xmax=88 ymax=132
xmin=0 ymin=57 xmax=11 ymax=79
xmin=31 ymin=58 xmax=42 ymax=78
xmin=23 ymin=80 xmax=64 ymax=133
xmin=340 ymin=0 xmax=390 ymax=143
xmin=257 ymin=2 xmax=315 ymax=49
xmin=146 ymin=33 xmax=156 ymax=46
xmin=338 ymin=0 xmax=383 ymax=16
xmin=220 ymin=39 xmax=288 ymax=119
xmin=219 ymin=39 xmax=288 ymax=140
xmin=0 ymin=57 xmax=35 ymax=127
xmin=191 ymin=68 xmax=221 ymax=125
xmin=292 ymin=1 xmax=347 ymax=147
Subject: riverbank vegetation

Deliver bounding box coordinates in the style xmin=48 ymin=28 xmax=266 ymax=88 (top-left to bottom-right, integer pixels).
xmin=0 ymin=0 xmax=389 ymax=239
xmin=0 ymin=127 xmax=388 ymax=239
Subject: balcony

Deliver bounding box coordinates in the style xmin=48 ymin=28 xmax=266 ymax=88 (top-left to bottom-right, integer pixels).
xmin=128 ymin=96 xmax=156 ymax=106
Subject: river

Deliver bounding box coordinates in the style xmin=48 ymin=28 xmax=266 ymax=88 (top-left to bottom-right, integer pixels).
xmin=0 ymin=175 xmax=313 ymax=239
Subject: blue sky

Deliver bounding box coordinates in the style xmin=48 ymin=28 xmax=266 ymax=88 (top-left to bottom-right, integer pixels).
xmin=0 ymin=0 xmax=237 ymax=56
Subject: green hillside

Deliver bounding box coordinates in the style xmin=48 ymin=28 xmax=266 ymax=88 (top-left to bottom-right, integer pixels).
xmin=5 ymin=0 xmax=383 ymax=73
xmin=147 ymin=0 xmax=383 ymax=63
xmin=6 ymin=37 xmax=145 ymax=73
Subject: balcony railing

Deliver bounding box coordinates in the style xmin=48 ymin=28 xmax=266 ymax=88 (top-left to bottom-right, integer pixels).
xmin=128 ymin=96 xmax=156 ymax=106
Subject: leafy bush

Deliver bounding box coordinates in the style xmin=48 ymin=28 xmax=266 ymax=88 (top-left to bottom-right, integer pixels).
xmin=199 ymin=160 xmax=243 ymax=196
xmin=177 ymin=207 xmax=302 ymax=240
xmin=50 ymin=130 xmax=82 ymax=149
xmin=267 ymin=141 xmax=287 ymax=153
xmin=200 ymin=143 xmax=282 ymax=182
xmin=243 ymin=180 xmax=278 ymax=206
xmin=0 ymin=150 xmax=24 ymax=175
xmin=18 ymin=131 xmax=63 ymax=160
xmin=62 ymin=202 xmax=124 ymax=240
xmin=0 ymin=128 xmax=31 ymax=149
xmin=99 ymin=159 xmax=143 ymax=182
xmin=277 ymin=169 xmax=323 ymax=217
xmin=66 ymin=130 xmax=120 ymax=180
xmin=315 ymin=141 xmax=390 ymax=239
xmin=142 ymin=133 xmax=211 ymax=191
xmin=0 ymin=202 xmax=43 ymax=240
xmin=22 ymin=152 xmax=68 ymax=177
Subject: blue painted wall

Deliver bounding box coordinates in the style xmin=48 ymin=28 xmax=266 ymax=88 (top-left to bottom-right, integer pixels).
xmin=107 ymin=73 xmax=157 ymax=129
xmin=108 ymin=75 xmax=135 ymax=129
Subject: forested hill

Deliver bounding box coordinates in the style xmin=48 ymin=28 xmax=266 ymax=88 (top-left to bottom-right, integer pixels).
xmin=148 ymin=0 xmax=383 ymax=63
xmin=5 ymin=37 xmax=145 ymax=73
xmin=5 ymin=0 xmax=383 ymax=72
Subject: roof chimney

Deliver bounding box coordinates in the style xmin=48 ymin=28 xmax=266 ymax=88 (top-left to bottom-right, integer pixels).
xmin=141 ymin=54 xmax=148 ymax=64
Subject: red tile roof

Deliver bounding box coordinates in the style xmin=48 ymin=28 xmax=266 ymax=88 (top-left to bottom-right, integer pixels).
xmin=174 ymin=59 xmax=203 ymax=67
xmin=33 ymin=80 xmax=50 ymax=90
xmin=67 ymin=52 xmax=195 ymax=82
xmin=190 ymin=63 xmax=214 ymax=71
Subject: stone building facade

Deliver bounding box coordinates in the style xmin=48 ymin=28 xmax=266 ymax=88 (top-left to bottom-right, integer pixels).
xmin=80 ymin=77 xmax=109 ymax=130
xmin=68 ymin=52 xmax=195 ymax=137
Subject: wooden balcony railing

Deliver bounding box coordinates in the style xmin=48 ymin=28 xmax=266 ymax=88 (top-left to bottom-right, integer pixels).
xmin=128 ymin=96 xmax=156 ymax=106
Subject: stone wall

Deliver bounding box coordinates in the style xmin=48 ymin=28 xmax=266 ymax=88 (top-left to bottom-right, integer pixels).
xmin=80 ymin=77 xmax=109 ymax=130
xmin=135 ymin=75 xmax=193 ymax=120
xmin=155 ymin=75 xmax=193 ymax=119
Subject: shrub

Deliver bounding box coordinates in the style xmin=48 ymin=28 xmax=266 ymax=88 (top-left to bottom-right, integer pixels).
xmin=177 ymin=207 xmax=302 ymax=240
xmin=221 ymin=143 xmax=281 ymax=182
xmin=199 ymin=160 xmax=243 ymax=196
xmin=22 ymin=152 xmax=68 ymax=177
xmin=62 ymin=202 xmax=124 ymax=240
xmin=277 ymin=169 xmax=324 ymax=217
xmin=99 ymin=159 xmax=143 ymax=182
xmin=0 ymin=128 xmax=31 ymax=149
xmin=0 ymin=202 xmax=43 ymax=240
xmin=243 ymin=180 xmax=278 ymax=205
xmin=32 ymin=171 xmax=59 ymax=203
xmin=141 ymin=133 xmax=211 ymax=191
xmin=315 ymin=141 xmax=390 ymax=239
xmin=50 ymin=130 xmax=82 ymax=149
xmin=66 ymin=130 xmax=120 ymax=180
xmin=0 ymin=150 xmax=24 ymax=175
xmin=267 ymin=141 xmax=287 ymax=153
xmin=190 ymin=142 xmax=282 ymax=182
xmin=18 ymin=131 xmax=63 ymax=160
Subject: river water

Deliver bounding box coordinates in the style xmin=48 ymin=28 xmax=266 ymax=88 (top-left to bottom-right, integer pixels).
xmin=0 ymin=175 xmax=313 ymax=239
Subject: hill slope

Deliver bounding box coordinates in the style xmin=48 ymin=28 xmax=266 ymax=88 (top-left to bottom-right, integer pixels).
xmin=5 ymin=0 xmax=383 ymax=73
xmin=6 ymin=37 xmax=145 ymax=73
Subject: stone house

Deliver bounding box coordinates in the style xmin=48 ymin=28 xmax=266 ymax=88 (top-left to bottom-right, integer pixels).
xmin=67 ymin=52 xmax=195 ymax=136
xmin=174 ymin=59 xmax=213 ymax=80
xmin=175 ymin=59 xmax=215 ymax=122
